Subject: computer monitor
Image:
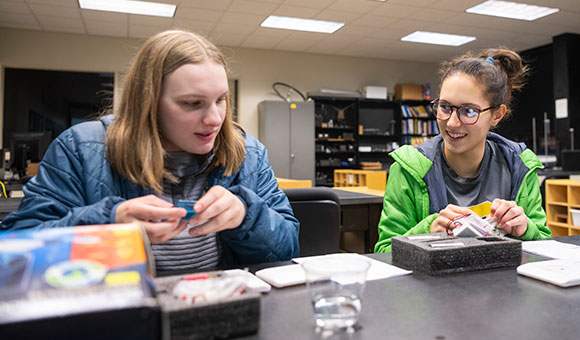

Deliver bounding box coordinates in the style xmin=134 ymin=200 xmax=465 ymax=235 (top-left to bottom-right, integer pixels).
xmin=9 ymin=131 xmax=52 ymax=178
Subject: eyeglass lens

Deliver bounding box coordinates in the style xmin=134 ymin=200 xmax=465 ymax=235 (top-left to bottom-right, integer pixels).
xmin=433 ymin=102 xmax=479 ymax=124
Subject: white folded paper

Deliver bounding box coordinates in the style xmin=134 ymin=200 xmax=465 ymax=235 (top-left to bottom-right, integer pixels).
xmin=255 ymin=253 xmax=411 ymax=288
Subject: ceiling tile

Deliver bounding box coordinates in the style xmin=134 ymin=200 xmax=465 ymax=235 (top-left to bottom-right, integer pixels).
xmin=0 ymin=1 xmax=30 ymax=14
xmin=81 ymin=9 xmax=127 ymax=24
xmin=369 ymin=28 xmax=409 ymax=43
xmin=349 ymin=37 xmax=389 ymax=50
xmin=305 ymin=35 xmax=354 ymax=54
xmin=387 ymin=0 xmax=439 ymax=6
xmin=371 ymin=3 xmax=426 ymax=18
xmin=387 ymin=18 xmax=432 ymax=33
xmin=241 ymin=35 xmax=283 ymax=49
xmin=179 ymin=0 xmax=233 ymax=11
xmin=282 ymin=0 xmax=334 ymax=9
xmin=314 ymin=9 xmax=361 ymax=23
xmin=228 ymin=0 xmax=279 ymax=15
xmin=36 ymin=15 xmax=83 ymax=28
xmin=172 ymin=19 xmax=216 ymax=35
xmin=536 ymin=10 xmax=580 ymax=27
xmin=129 ymin=25 xmax=170 ymax=39
xmin=274 ymin=35 xmax=320 ymax=51
xmin=350 ymin=14 xmax=399 ymax=28
xmin=219 ymin=11 xmax=265 ymax=25
xmin=286 ymin=30 xmax=329 ymax=40
xmin=212 ymin=23 xmax=257 ymax=35
xmin=43 ymin=25 xmax=85 ymax=33
xmin=175 ymin=7 xmax=223 ymax=22
xmin=85 ymin=21 xmax=127 ymax=37
xmin=332 ymin=24 xmax=378 ymax=37
xmin=25 ymin=0 xmax=78 ymax=7
xmin=426 ymin=23 xmax=519 ymax=41
xmin=251 ymin=26 xmax=293 ymax=38
xmin=272 ymin=5 xmax=322 ymax=18
xmin=327 ymin=0 xmax=381 ymax=14
xmin=429 ymin=0 xmax=481 ymax=11
xmin=29 ymin=3 xmax=80 ymax=17
xmin=0 ymin=0 xmax=575 ymax=63
xmin=524 ymin=0 xmax=576 ymax=11
xmin=129 ymin=15 xmax=173 ymax=26
xmin=408 ymin=7 xmax=458 ymax=23
xmin=0 ymin=12 xmax=41 ymax=30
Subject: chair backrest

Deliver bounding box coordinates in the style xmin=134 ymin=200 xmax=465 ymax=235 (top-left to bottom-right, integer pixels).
xmin=282 ymin=187 xmax=340 ymax=257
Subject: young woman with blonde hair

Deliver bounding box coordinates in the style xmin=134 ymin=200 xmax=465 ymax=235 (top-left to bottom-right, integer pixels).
xmin=3 ymin=30 xmax=300 ymax=270
xmin=375 ymin=48 xmax=551 ymax=252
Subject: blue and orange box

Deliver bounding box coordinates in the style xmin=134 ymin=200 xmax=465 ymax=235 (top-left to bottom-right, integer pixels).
xmin=0 ymin=223 xmax=161 ymax=339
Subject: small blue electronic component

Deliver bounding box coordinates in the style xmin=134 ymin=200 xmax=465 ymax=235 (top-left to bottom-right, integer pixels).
xmin=177 ymin=200 xmax=197 ymax=219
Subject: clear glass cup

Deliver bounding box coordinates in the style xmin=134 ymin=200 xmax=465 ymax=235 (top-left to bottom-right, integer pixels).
xmin=301 ymin=255 xmax=371 ymax=333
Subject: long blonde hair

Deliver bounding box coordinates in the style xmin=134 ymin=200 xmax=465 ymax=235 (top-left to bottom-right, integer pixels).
xmin=106 ymin=30 xmax=245 ymax=193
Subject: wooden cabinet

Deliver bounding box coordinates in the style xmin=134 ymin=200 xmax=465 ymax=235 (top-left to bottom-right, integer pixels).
xmin=545 ymin=179 xmax=580 ymax=236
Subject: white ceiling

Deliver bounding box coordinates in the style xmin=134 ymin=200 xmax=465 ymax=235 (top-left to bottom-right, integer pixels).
xmin=1 ymin=0 xmax=579 ymax=63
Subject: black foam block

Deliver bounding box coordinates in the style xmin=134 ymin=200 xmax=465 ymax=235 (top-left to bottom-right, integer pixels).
xmin=391 ymin=232 xmax=522 ymax=275
xmin=154 ymin=274 xmax=261 ymax=340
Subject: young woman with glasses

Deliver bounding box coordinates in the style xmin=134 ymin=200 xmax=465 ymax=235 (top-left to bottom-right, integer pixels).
xmin=375 ymin=48 xmax=551 ymax=252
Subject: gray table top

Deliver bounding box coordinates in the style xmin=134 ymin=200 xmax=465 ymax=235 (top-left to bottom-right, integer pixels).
xmin=240 ymin=236 xmax=580 ymax=340
xmin=332 ymin=188 xmax=383 ymax=205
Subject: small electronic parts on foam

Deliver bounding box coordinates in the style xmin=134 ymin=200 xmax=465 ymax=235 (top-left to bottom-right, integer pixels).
xmin=172 ymin=271 xmax=248 ymax=304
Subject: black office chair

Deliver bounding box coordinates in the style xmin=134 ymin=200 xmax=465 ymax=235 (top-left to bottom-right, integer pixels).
xmin=282 ymin=187 xmax=341 ymax=257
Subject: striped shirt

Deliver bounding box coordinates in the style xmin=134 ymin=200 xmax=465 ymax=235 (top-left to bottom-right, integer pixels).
xmin=151 ymin=152 xmax=221 ymax=272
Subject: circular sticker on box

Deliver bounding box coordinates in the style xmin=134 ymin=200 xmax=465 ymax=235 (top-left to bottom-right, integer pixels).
xmin=45 ymin=260 xmax=108 ymax=289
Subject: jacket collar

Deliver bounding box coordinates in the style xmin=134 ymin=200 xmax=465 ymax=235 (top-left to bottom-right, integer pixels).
xmin=391 ymin=132 xmax=543 ymax=214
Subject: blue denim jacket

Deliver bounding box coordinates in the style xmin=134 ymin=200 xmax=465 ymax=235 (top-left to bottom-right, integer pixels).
xmin=1 ymin=115 xmax=300 ymax=265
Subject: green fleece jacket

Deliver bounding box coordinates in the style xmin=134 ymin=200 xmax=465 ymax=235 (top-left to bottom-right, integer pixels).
xmin=374 ymin=133 xmax=552 ymax=253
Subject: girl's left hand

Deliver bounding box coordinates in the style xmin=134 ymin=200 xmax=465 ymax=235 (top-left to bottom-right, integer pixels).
xmin=186 ymin=185 xmax=246 ymax=236
xmin=490 ymin=199 xmax=528 ymax=237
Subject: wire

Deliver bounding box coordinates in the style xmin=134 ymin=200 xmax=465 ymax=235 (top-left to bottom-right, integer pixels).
xmin=445 ymin=213 xmax=471 ymax=235
xmin=272 ymin=82 xmax=306 ymax=102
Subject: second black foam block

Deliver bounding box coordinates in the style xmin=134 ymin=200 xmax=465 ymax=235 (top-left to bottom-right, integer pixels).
xmin=392 ymin=232 xmax=522 ymax=275
xmin=154 ymin=274 xmax=261 ymax=340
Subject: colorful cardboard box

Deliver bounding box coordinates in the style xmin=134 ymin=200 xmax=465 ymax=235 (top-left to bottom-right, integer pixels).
xmin=0 ymin=223 xmax=161 ymax=339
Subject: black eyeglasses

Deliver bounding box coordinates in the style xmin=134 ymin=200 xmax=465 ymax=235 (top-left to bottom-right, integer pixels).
xmin=431 ymin=98 xmax=499 ymax=125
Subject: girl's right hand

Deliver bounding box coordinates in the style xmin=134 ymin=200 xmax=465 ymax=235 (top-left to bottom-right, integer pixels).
xmin=430 ymin=204 xmax=473 ymax=233
xmin=115 ymin=195 xmax=188 ymax=243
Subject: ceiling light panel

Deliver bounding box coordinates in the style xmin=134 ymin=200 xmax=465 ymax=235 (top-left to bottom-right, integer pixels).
xmin=78 ymin=0 xmax=176 ymax=18
xmin=401 ymin=31 xmax=476 ymax=46
xmin=260 ymin=15 xmax=344 ymax=34
xmin=466 ymin=0 xmax=559 ymax=21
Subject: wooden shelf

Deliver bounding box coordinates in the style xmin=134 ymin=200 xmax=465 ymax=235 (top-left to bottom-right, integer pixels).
xmin=334 ymin=169 xmax=387 ymax=191
xmin=545 ymin=179 xmax=580 ymax=236
xmin=315 ymin=138 xmax=355 ymax=142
